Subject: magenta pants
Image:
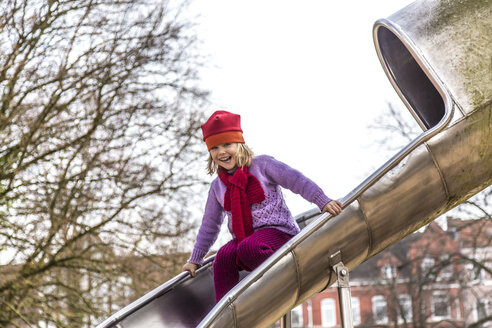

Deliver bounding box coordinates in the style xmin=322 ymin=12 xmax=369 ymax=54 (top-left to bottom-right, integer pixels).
xmin=212 ymin=228 xmax=293 ymax=303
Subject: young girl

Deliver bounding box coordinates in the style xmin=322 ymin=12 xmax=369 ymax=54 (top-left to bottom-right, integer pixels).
xmin=182 ymin=110 xmax=343 ymax=302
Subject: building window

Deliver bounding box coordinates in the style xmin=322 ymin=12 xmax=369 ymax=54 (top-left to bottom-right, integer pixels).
xmin=422 ymin=256 xmax=435 ymax=273
xmin=321 ymin=298 xmax=337 ymax=327
xmin=439 ymin=254 xmax=453 ymax=279
xmin=455 ymin=298 xmax=462 ymax=320
xmin=476 ymin=299 xmax=490 ymax=321
xmin=381 ymin=264 xmax=397 ymax=279
xmin=291 ymin=305 xmax=303 ymax=328
xmin=472 ymin=264 xmax=486 ymax=281
xmin=352 ymin=297 xmax=361 ymax=325
xmin=398 ymin=295 xmax=413 ymax=323
xmin=440 ymin=264 xmax=453 ymax=280
xmin=307 ymin=300 xmax=313 ymax=327
xmin=372 ymin=295 xmax=388 ymax=324
xmin=432 ymin=292 xmax=450 ymax=320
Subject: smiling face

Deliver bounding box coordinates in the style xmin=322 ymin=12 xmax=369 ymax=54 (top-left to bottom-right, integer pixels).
xmin=210 ymin=143 xmax=238 ymax=171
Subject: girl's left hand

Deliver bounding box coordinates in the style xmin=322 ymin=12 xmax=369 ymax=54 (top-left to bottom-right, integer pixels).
xmin=322 ymin=200 xmax=343 ymax=216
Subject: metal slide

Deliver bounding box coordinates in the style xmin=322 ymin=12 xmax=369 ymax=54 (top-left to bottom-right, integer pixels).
xmin=96 ymin=0 xmax=492 ymax=327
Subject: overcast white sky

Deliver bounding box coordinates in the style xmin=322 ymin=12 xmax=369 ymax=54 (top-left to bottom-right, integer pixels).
xmin=189 ymin=0 xmax=416 ymax=214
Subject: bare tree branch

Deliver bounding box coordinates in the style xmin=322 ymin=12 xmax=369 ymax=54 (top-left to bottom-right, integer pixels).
xmin=0 ymin=0 xmax=209 ymax=326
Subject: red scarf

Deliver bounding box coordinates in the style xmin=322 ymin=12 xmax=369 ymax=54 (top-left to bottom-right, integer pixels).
xmin=219 ymin=166 xmax=265 ymax=242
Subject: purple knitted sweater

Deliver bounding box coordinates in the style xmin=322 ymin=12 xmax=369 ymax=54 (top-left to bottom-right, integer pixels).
xmin=189 ymin=155 xmax=332 ymax=265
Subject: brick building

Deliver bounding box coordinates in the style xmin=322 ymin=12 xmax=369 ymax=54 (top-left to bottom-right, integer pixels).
xmin=290 ymin=217 xmax=492 ymax=327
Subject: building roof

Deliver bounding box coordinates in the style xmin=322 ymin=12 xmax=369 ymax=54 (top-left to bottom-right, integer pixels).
xmin=350 ymin=231 xmax=420 ymax=281
xmin=349 ymin=217 xmax=491 ymax=282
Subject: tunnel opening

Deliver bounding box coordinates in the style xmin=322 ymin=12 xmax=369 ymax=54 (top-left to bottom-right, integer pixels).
xmin=376 ymin=26 xmax=445 ymax=130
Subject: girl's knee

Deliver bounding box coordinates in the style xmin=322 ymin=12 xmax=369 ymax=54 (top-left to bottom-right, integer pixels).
xmin=219 ymin=239 xmax=237 ymax=254
xmin=214 ymin=240 xmax=238 ymax=267
xmin=237 ymin=238 xmax=268 ymax=259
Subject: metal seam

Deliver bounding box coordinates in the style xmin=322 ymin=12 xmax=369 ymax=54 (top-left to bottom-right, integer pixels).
xmin=231 ymin=303 xmax=237 ymax=328
xmin=356 ymin=199 xmax=373 ymax=259
xmin=424 ymin=142 xmax=450 ymax=201
xmin=292 ymin=250 xmax=301 ymax=306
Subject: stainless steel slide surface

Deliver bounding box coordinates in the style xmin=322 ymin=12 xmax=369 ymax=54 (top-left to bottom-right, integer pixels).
xmin=96 ymin=0 xmax=492 ymax=327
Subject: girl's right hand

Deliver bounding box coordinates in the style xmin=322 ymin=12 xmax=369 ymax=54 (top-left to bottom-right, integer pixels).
xmin=182 ymin=262 xmax=198 ymax=277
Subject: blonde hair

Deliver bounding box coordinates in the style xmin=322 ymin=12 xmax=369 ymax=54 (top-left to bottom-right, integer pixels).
xmin=207 ymin=143 xmax=254 ymax=175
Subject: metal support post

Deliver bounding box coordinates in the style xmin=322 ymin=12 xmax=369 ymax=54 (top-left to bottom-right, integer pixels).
xmin=279 ymin=310 xmax=292 ymax=328
xmin=330 ymin=251 xmax=354 ymax=328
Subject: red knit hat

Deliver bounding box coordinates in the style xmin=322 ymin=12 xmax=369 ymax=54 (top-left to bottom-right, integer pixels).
xmin=201 ymin=111 xmax=245 ymax=150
